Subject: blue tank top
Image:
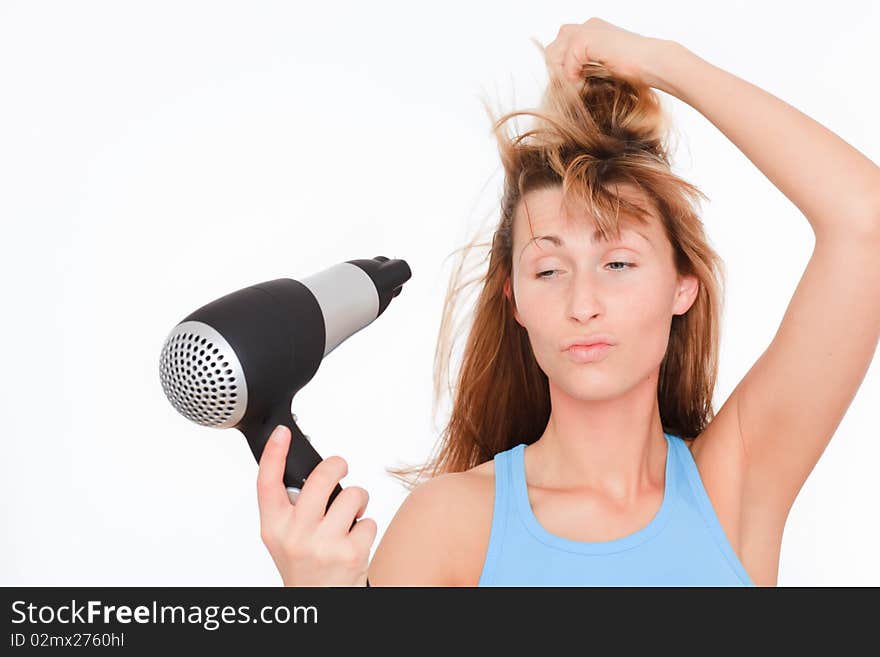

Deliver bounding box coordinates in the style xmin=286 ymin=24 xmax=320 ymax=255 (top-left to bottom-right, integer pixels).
xmin=477 ymin=431 xmax=755 ymax=586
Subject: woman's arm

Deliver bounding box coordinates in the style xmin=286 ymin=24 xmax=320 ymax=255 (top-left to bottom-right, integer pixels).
xmin=647 ymin=40 xmax=880 ymax=238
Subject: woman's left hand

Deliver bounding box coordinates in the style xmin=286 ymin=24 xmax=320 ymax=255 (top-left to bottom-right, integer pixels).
xmin=543 ymin=18 xmax=673 ymax=90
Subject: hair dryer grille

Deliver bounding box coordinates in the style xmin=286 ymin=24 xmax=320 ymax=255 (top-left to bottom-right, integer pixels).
xmin=159 ymin=320 xmax=248 ymax=429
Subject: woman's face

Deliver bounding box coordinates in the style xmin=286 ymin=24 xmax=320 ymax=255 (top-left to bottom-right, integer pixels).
xmin=504 ymin=184 xmax=698 ymax=400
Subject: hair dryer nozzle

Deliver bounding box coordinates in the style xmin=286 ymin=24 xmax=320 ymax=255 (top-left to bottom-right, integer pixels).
xmin=347 ymin=257 xmax=412 ymax=317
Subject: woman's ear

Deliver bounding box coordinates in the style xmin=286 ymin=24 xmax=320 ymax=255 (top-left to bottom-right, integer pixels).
xmin=673 ymin=274 xmax=700 ymax=316
xmin=504 ymin=276 xmax=522 ymax=326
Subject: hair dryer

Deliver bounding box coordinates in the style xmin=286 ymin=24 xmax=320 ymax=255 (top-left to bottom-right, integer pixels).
xmin=159 ymin=256 xmax=411 ymax=586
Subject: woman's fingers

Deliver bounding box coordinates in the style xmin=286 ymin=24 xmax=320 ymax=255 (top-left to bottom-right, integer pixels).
xmin=348 ymin=516 xmax=378 ymax=558
xmin=256 ymin=425 xmax=294 ymax=520
xmin=542 ymin=34 xmax=582 ymax=86
xmin=321 ymin=485 xmax=369 ymax=536
xmin=543 ymin=34 xmax=566 ymax=72
xmin=293 ymin=454 xmax=349 ymax=528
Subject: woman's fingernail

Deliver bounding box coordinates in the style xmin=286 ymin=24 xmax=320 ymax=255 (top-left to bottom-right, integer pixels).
xmin=271 ymin=425 xmax=288 ymax=443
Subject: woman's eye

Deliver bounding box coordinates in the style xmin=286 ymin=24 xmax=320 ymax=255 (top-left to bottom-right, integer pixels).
xmin=535 ymin=262 xmax=633 ymax=280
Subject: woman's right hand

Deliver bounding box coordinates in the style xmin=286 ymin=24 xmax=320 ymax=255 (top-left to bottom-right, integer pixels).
xmin=256 ymin=424 xmax=377 ymax=586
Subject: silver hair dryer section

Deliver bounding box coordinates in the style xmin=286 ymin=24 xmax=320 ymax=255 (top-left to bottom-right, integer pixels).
xmin=299 ymin=261 xmax=382 ymax=359
xmin=159 ymin=256 xmax=411 ymax=587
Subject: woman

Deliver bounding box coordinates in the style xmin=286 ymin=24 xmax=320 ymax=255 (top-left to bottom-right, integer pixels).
xmin=256 ymin=18 xmax=880 ymax=587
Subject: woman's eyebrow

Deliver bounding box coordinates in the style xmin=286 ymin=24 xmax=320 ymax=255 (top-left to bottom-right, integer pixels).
xmin=519 ymin=228 xmax=652 ymax=261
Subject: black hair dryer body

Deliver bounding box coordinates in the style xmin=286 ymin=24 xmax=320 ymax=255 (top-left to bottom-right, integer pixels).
xmin=159 ymin=256 xmax=411 ymax=584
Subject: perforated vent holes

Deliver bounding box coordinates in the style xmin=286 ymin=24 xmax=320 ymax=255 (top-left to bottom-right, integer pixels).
xmin=159 ymin=320 xmax=248 ymax=428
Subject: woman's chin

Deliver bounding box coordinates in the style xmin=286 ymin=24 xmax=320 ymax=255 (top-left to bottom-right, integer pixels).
xmin=551 ymin=378 xmax=620 ymax=402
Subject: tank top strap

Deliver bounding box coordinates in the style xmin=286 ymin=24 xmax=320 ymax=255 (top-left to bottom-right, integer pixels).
xmin=477 ymin=444 xmax=515 ymax=586
xmin=671 ymin=433 xmax=755 ymax=585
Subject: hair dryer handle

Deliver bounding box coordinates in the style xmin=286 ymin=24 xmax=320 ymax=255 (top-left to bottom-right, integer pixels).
xmin=281 ymin=420 xmax=346 ymax=516
xmin=240 ymin=405 xmax=351 ymax=520
xmin=240 ymin=402 xmax=368 ymax=585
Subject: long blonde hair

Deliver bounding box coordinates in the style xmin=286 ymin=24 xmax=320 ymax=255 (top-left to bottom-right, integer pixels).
xmin=388 ymin=45 xmax=726 ymax=492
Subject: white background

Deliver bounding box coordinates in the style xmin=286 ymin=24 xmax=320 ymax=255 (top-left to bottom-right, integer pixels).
xmin=2 ymin=0 xmax=878 ymax=586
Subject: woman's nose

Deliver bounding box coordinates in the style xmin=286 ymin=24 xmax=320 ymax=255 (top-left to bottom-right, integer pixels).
xmin=566 ymin=274 xmax=605 ymax=321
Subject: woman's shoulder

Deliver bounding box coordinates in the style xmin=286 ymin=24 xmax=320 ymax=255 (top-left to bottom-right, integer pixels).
xmin=373 ymin=451 xmax=510 ymax=586
xmin=467 ymin=455 xmax=497 ymax=480
xmin=424 ymin=459 xmax=496 ymax=518
xmin=414 ymin=459 xmax=498 ymax=586
xmin=368 ymin=459 xmax=497 ymax=586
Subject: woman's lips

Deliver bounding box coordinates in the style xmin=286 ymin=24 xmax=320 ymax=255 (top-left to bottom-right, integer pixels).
xmin=565 ymin=343 xmax=613 ymax=363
